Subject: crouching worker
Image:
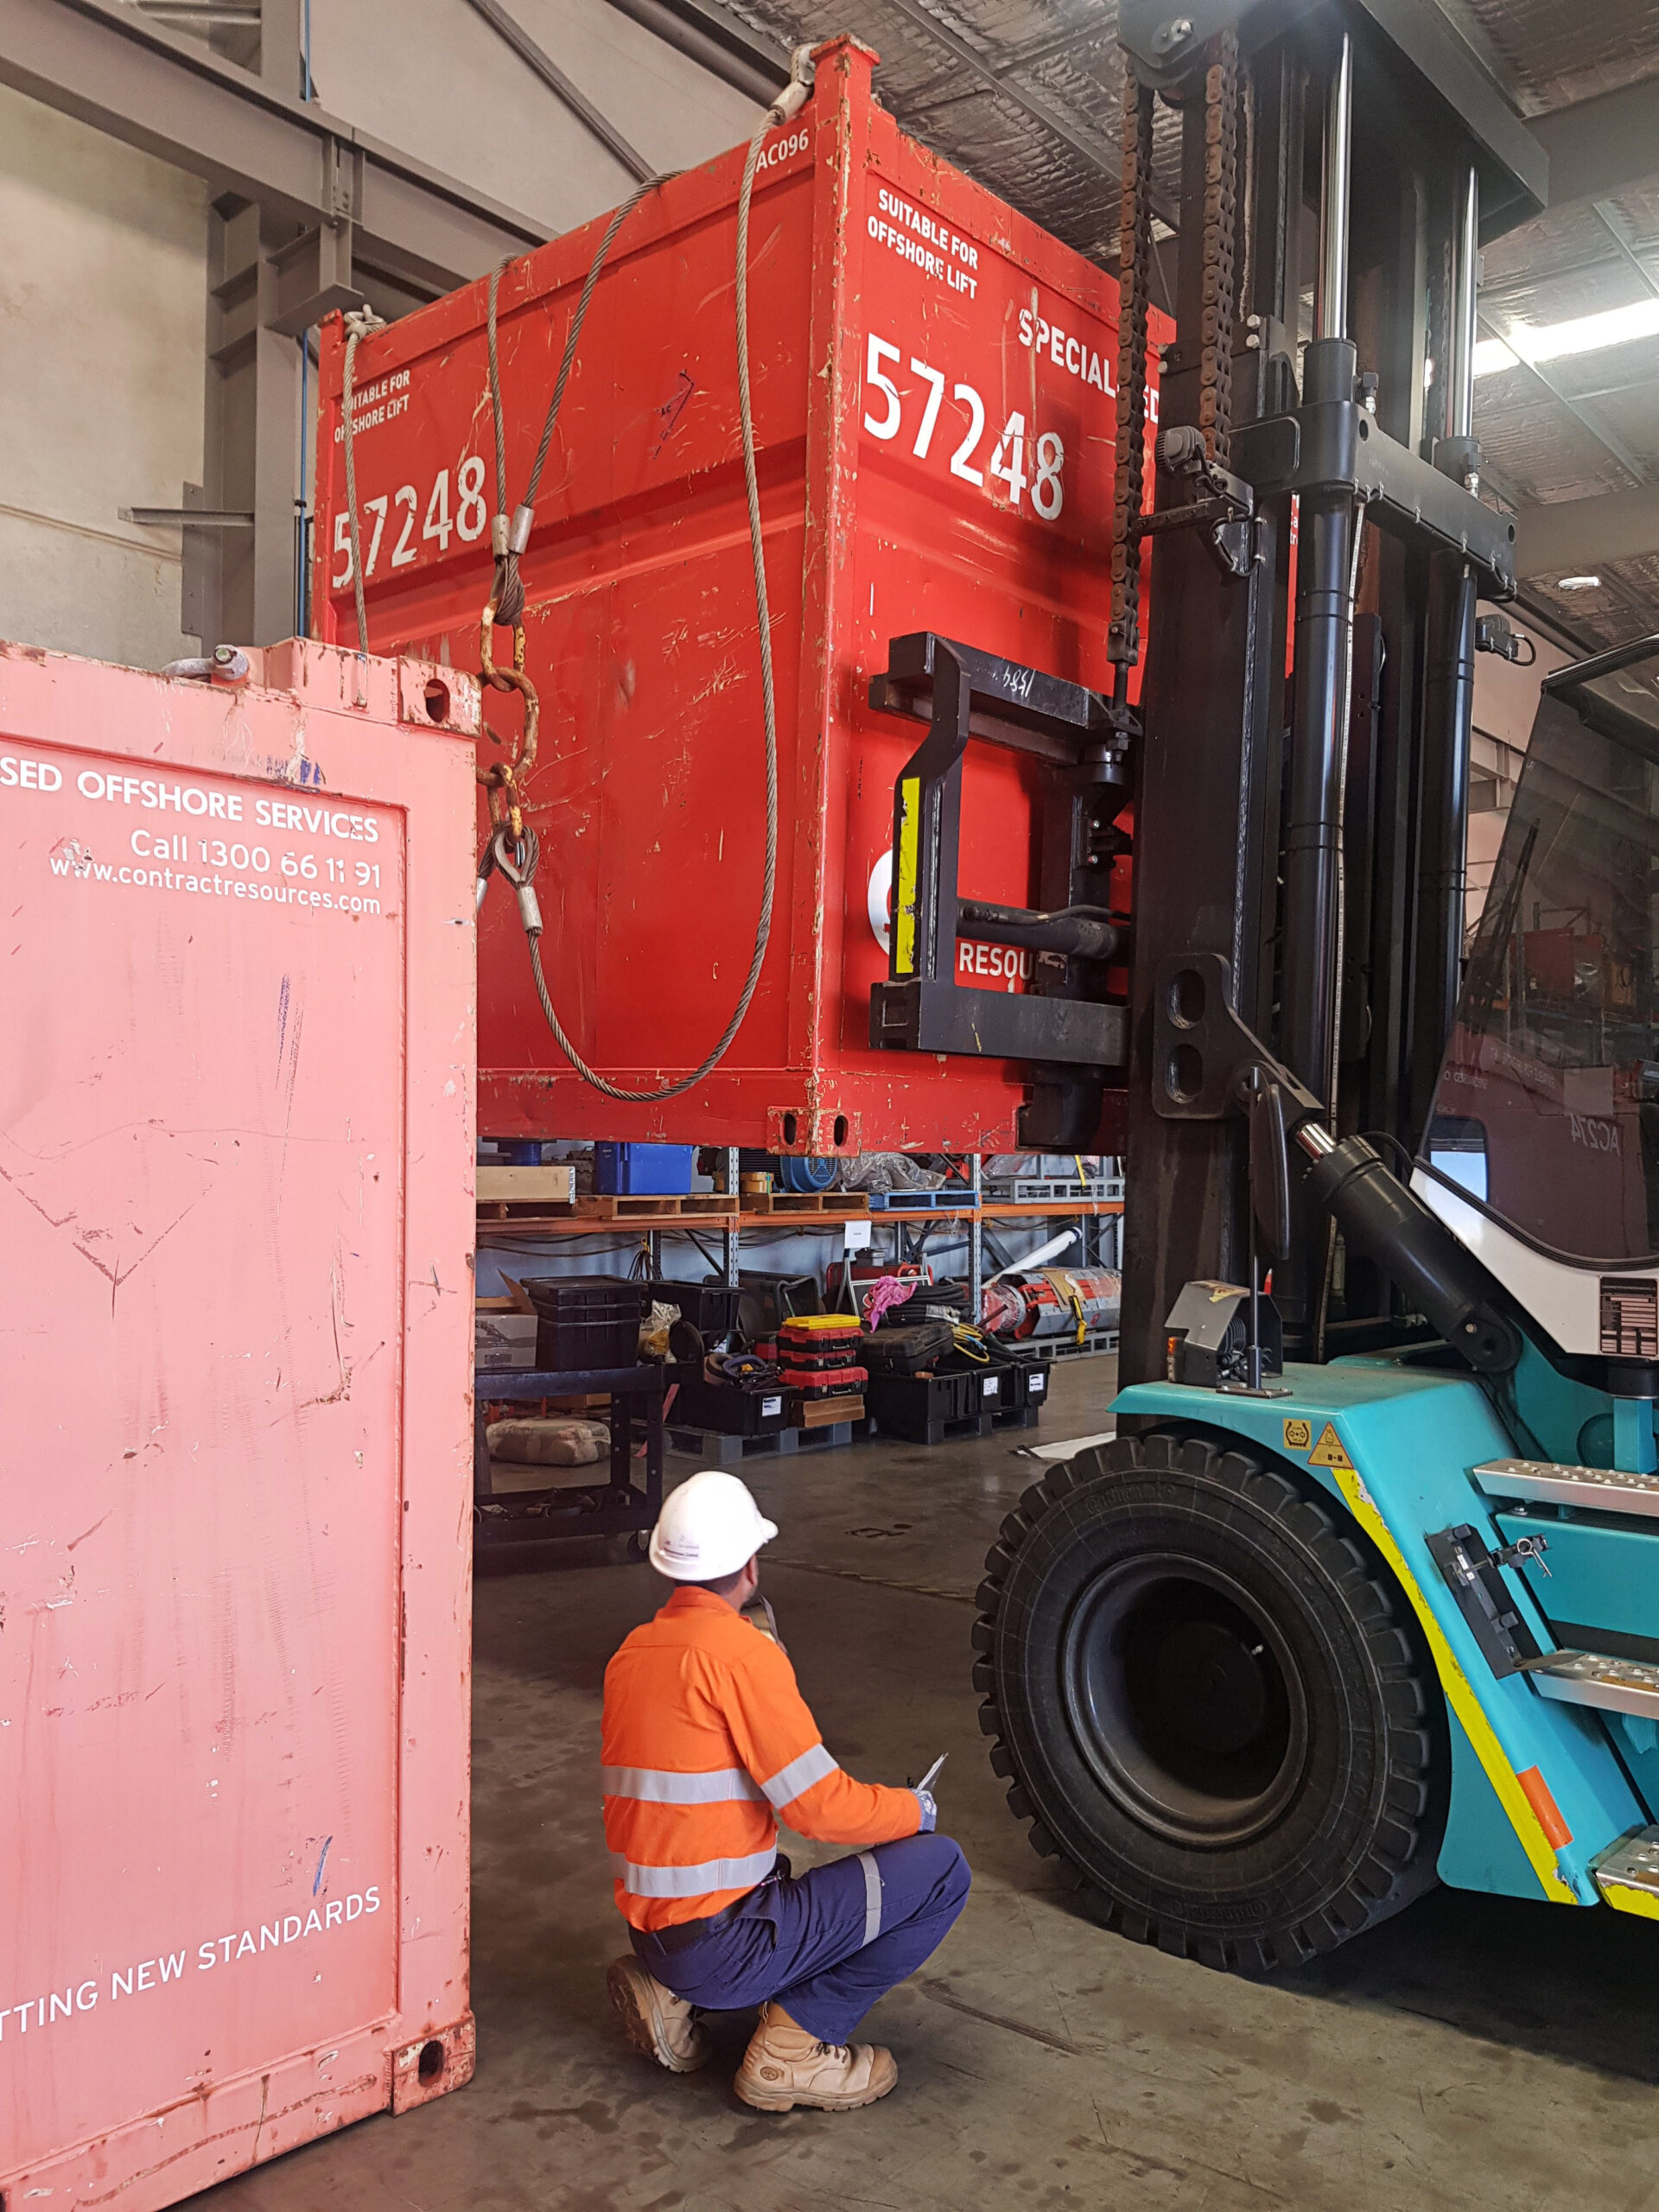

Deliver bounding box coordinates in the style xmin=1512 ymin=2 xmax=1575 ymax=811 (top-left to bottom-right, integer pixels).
xmin=603 ymin=1470 xmax=969 ymax=2112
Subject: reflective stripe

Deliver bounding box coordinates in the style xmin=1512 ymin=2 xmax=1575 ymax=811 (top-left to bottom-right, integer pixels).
xmin=856 ymin=1849 xmax=882 ymax=1945
xmin=610 ymin=1847 xmax=780 ymax=1899
xmin=760 ymin=1742 xmax=838 ymax=1810
xmin=601 ymin=1764 xmax=765 ymax=1806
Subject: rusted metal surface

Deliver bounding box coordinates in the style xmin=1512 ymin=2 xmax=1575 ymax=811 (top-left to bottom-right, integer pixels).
xmin=312 ymin=38 xmax=1163 ymax=1155
xmin=0 ymin=637 xmax=477 ymax=2208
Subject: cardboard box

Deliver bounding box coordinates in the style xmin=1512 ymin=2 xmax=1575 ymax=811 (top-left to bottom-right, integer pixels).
xmin=475 ymin=1164 xmax=575 ymax=1206
xmin=475 ymin=1313 xmax=539 ymax=1370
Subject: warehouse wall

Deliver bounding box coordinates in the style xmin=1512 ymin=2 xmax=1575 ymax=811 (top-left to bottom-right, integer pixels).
xmin=0 ymin=86 xmax=208 ymax=670
xmin=0 ymin=0 xmax=762 ymax=670
xmin=310 ymin=0 xmax=760 ymax=233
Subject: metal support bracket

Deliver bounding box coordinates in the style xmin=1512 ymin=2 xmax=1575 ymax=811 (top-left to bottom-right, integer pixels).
xmin=1135 ymin=425 xmax=1259 ymax=579
xmin=1426 ymin=1522 xmax=1545 ymax=1679
xmin=269 ymin=216 xmax=360 ymax=335
xmin=1229 ymin=401 xmax=1517 ymax=595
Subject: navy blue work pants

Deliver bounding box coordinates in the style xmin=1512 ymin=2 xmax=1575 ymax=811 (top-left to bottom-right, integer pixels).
xmin=630 ymin=1834 xmax=970 ymax=2046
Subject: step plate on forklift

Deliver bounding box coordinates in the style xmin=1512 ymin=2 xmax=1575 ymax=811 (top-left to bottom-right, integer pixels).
xmin=1592 ymin=1825 xmax=1659 ymax=1914
xmin=1527 ymin=1650 xmax=1659 ymax=1718
xmin=1473 ymin=1458 xmax=1659 ymax=1520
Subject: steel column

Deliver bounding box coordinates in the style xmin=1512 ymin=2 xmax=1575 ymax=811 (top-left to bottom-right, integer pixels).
xmin=723 ymin=1148 xmax=741 ymax=1291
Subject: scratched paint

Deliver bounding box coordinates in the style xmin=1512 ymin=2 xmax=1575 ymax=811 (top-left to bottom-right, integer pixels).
xmin=0 ymin=637 xmax=477 ymax=2202
xmin=311 ymin=40 xmax=1166 ymax=1157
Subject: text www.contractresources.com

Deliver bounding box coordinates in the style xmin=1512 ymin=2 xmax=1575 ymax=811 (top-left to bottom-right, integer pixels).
xmin=48 ymin=840 xmax=384 ymax=917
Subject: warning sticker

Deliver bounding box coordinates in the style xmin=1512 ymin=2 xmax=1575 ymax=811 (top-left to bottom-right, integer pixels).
xmin=1306 ymin=1421 xmax=1355 ymax=1472
xmin=1282 ymin=1417 xmax=1312 ymax=1452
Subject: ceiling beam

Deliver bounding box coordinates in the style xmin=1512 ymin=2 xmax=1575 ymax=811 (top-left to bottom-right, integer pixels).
xmin=1531 ymin=73 xmax=1659 ymax=207
xmin=1514 ymin=485 xmax=1659 ymax=581
xmin=0 ymin=0 xmax=549 ymax=296
xmin=461 ymin=0 xmax=653 ymax=184
xmin=595 ymin=0 xmax=784 ymax=107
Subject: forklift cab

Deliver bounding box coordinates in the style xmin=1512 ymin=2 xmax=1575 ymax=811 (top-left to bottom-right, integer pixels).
xmin=1419 ymin=636 xmax=1659 ymax=1381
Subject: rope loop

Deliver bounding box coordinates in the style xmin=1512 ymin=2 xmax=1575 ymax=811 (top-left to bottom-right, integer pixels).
xmin=340 ymin=304 xmax=390 ymax=658
xmin=475 ymin=41 xmax=812 ymax=1100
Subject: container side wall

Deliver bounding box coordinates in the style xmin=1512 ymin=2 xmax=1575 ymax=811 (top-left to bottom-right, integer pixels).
xmin=0 ymin=641 xmax=475 ymax=2208
xmin=312 ymin=42 xmax=1158 ymax=1151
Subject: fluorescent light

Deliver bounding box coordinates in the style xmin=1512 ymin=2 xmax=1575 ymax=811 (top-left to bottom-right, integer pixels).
xmin=1476 ymin=298 xmax=1659 ymax=378
xmin=1557 ymin=575 xmax=1602 ymax=592
xmin=1527 ymin=298 xmax=1659 ymax=362
xmin=1472 ymin=336 xmax=1516 ymax=377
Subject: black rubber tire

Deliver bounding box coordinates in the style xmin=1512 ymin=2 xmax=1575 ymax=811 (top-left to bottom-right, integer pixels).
xmin=975 ymin=1427 xmax=1446 ymax=1972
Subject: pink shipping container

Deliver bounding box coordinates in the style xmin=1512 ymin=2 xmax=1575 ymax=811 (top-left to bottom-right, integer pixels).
xmin=0 ymin=638 xmax=479 ymax=2206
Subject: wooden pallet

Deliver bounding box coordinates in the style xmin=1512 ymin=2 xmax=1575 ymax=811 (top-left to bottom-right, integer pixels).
xmin=575 ymin=1192 xmax=735 ymax=1220
xmin=864 ymin=1188 xmax=976 ymax=1212
xmin=668 ymin=1421 xmax=855 ymax=1464
xmin=740 ymin=1192 xmax=866 ymax=1217
xmin=477 ymin=1192 xmax=736 ymax=1224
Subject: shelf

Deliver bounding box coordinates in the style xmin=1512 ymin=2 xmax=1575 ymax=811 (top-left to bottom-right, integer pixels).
xmin=478 ymin=1197 xmax=1122 ymax=1235
xmin=862 ymin=1199 xmax=1124 ymax=1222
xmin=987 ymin=1200 xmax=1124 ymax=1217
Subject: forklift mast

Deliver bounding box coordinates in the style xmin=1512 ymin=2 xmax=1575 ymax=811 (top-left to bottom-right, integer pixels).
xmin=1116 ymin=0 xmax=1542 ymax=1378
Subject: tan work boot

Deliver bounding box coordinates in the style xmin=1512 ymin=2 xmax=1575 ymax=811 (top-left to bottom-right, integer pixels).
xmin=734 ymin=2002 xmax=898 ymax=2113
xmin=607 ymin=1955 xmax=711 ymax=2074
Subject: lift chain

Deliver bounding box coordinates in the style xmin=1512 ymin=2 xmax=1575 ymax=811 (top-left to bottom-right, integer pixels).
xmin=1198 ymin=29 xmax=1240 ymax=466
xmin=478 ymin=602 xmax=536 ymax=844
xmin=1108 ymin=63 xmax=1156 ymax=672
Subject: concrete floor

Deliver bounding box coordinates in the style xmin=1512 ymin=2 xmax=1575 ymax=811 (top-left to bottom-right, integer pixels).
xmin=206 ymin=1358 xmax=1659 ymax=2212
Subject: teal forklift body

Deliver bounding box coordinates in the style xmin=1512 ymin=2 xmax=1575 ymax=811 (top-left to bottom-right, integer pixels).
xmin=1114 ymin=1358 xmax=1649 ymax=1906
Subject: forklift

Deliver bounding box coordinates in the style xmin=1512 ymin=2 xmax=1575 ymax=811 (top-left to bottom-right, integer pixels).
xmin=872 ymin=0 xmax=1659 ymax=1965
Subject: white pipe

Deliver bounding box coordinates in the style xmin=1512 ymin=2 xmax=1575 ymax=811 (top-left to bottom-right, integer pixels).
xmin=986 ymin=1228 xmax=1079 ymax=1284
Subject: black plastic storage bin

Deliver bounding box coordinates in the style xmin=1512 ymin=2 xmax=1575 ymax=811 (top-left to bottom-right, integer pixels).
xmin=981 ymin=1357 xmax=1051 ymax=1426
xmin=641 ymin=1279 xmax=743 ymax=1340
xmin=865 ymin=1367 xmax=992 ymax=1445
xmin=669 ymin=1370 xmax=790 ymax=1437
xmin=522 ymin=1275 xmax=650 ymax=1370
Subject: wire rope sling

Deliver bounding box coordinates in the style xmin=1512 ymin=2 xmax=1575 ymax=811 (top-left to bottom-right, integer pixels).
xmin=343 ymin=48 xmax=817 ymax=1104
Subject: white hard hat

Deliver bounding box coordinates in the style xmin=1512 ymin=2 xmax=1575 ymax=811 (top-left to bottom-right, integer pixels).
xmin=648 ymin=1470 xmax=779 ymax=1581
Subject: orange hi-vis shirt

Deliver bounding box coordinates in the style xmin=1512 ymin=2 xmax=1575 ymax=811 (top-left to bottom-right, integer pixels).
xmin=601 ymin=1586 xmax=921 ymax=1931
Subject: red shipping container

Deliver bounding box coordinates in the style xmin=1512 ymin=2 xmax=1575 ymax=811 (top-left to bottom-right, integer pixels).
xmin=314 ymin=38 xmax=1160 ymax=1155
xmin=0 ymin=638 xmax=477 ymax=2208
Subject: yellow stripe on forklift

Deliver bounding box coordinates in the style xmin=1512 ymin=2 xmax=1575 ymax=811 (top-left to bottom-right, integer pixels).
xmin=1325 ymin=1462 xmax=1579 ymax=1906
xmin=893 ymin=777 xmax=920 ymax=976
xmin=1600 ymin=1879 xmax=1659 ymax=1920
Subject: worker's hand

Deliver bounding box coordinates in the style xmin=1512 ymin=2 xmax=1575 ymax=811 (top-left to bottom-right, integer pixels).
xmin=911 ymin=1787 xmax=938 ymax=1834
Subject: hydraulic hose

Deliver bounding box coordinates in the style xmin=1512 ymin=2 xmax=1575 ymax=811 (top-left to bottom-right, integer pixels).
xmin=486 ymin=47 xmax=814 ymax=1103
xmin=1296 ymin=1124 xmax=1522 ymax=1374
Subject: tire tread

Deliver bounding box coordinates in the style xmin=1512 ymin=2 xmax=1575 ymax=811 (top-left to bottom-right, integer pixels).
xmin=975 ymin=1426 xmax=1446 ymax=1974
